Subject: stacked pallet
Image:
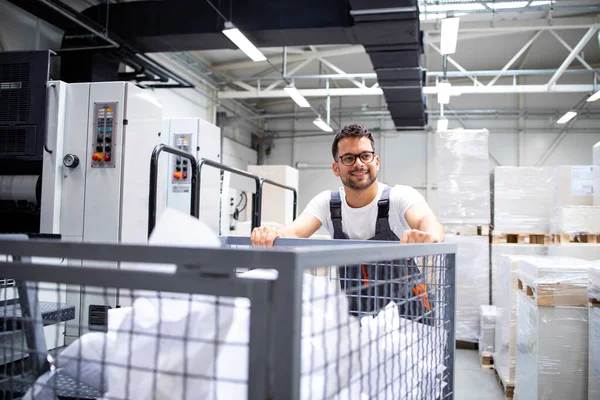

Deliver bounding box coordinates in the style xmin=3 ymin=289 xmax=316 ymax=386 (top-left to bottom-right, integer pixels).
xmin=479 ymin=305 xmax=496 ymax=368
xmin=549 ymin=166 xmax=600 ymax=261
xmin=594 ymin=141 xmax=600 ymax=206
xmin=514 ymin=256 xmax=593 ymax=400
xmin=436 ymin=129 xmax=491 ymax=346
xmin=589 ymin=264 xmax=600 ymax=399
xmin=492 ymin=167 xmax=554 ymax=306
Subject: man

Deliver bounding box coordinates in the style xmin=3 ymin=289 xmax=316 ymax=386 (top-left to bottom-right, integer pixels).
xmin=251 ymin=123 xmax=444 ymax=246
xmin=251 ymin=124 xmax=444 ymax=320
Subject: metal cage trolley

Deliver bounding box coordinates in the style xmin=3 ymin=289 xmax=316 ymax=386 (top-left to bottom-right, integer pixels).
xmin=0 ymin=234 xmax=456 ymax=400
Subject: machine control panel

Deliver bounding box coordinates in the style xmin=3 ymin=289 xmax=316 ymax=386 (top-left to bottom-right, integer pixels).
xmin=91 ymin=102 xmax=117 ymax=168
xmin=171 ymin=133 xmax=192 ymax=192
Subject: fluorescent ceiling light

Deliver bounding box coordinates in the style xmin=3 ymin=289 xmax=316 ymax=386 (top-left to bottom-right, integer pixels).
xmin=313 ymin=117 xmax=333 ymax=132
xmin=284 ymin=85 xmax=310 ymax=108
xmin=557 ymin=111 xmax=577 ymax=124
xmin=222 ymin=23 xmax=266 ymax=62
xmin=440 ymin=17 xmax=460 ymax=55
xmin=588 ymin=89 xmax=600 ymax=102
xmin=437 ymin=118 xmax=449 ymax=131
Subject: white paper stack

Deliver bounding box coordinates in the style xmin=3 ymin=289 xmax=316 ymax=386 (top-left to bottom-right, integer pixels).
xmin=549 ymin=243 xmax=600 ymax=261
xmin=514 ymin=256 xmax=594 ymax=400
xmin=589 ymin=265 xmax=600 ymax=400
xmin=491 ymin=244 xmax=548 ymax=305
xmin=550 ymin=206 xmax=600 ymax=235
xmin=493 ymin=167 xmax=554 ymax=233
xmin=443 ymin=235 xmax=489 ymax=342
xmin=594 ymin=142 xmax=600 ymax=206
xmin=435 ymin=129 xmax=490 ymax=224
xmin=479 ymin=305 xmax=495 ymax=359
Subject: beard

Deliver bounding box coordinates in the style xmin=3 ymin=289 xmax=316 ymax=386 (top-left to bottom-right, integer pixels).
xmin=341 ymin=167 xmax=377 ymax=191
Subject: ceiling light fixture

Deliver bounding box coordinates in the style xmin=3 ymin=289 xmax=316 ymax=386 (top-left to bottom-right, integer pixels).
xmin=440 ymin=17 xmax=460 ymax=55
xmin=313 ymin=117 xmax=333 ymax=132
xmin=222 ymin=21 xmax=266 ymax=62
xmin=557 ymin=110 xmax=577 ymax=124
xmin=284 ymin=84 xmax=310 ymax=108
xmin=587 ymin=89 xmax=600 ymax=102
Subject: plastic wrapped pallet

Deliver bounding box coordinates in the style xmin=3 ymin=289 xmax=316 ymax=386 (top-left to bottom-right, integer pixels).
xmin=595 ymin=142 xmax=600 ymax=206
xmin=479 ymin=305 xmax=495 ymax=360
xmin=435 ymin=129 xmax=490 ymax=224
xmin=493 ymin=255 xmax=541 ymax=390
xmin=550 ymin=206 xmax=600 ymax=236
xmin=443 ymin=235 xmax=489 ymax=342
xmin=549 ymin=244 xmax=600 ymax=261
xmin=589 ymin=265 xmax=600 ymax=399
xmin=514 ymin=256 xmax=594 ymax=400
xmin=493 ymin=167 xmax=554 ymax=233
xmin=554 ymin=165 xmax=595 ymax=207
xmin=491 ymin=244 xmax=548 ymax=305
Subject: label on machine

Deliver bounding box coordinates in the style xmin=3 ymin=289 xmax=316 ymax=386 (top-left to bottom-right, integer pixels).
xmin=91 ymin=102 xmax=118 ymax=168
xmin=171 ymin=133 xmax=192 ymax=192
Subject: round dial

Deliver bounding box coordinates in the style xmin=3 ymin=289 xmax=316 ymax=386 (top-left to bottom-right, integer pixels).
xmin=63 ymin=154 xmax=80 ymax=168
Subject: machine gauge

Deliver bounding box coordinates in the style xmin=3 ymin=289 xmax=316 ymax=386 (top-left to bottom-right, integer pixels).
xmin=63 ymin=154 xmax=80 ymax=168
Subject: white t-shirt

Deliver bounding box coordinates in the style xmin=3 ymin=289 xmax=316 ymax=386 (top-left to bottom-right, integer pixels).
xmin=303 ymin=182 xmax=427 ymax=240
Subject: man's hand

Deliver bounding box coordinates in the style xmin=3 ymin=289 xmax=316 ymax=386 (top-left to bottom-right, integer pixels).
xmin=400 ymin=229 xmax=437 ymax=244
xmin=250 ymin=226 xmax=282 ymax=247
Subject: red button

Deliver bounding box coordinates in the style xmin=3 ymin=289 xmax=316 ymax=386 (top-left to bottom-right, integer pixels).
xmin=182 ymin=173 xmax=187 ymax=179
xmin=103 ymin=154 xmax=110 ymax=161
xmin=92 ymin=153 xmax=102 ymax=161
xmin=173 ymin=172 xmax=182 ymax=179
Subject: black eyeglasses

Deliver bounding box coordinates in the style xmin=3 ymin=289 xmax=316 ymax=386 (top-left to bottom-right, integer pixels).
xmin=337 ymin=151 xmax=375 ymax=166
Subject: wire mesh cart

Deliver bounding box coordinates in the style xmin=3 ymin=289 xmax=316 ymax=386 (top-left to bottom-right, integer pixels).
xmin=0 ymin=235 xmax=456 ymax=400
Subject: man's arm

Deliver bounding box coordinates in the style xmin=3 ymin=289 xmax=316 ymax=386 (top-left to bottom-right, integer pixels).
xmin=402 ymin=203 xmax=445 ymax=243
xmin=251 ymin=213 xmax=322 ymax=246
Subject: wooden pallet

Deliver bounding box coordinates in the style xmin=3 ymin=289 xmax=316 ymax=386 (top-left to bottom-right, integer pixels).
xmin=494 ymin=368 xmax=515 ymax=399
xmin=492 ymin=232 xmax=550 ymax=245
xmin=447 ymin=225 xmax=490 ymax=236
xmin=480 ymin=353 xmax=494 ymax=369
xmin=551 ymin=233 xmax=599 ymax=244
xmin=517 ymin=277 xmax=587 ymax=307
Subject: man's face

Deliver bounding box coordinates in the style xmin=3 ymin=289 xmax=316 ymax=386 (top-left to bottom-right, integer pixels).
xmin=332 ymin=137 xmax=380 ymax=191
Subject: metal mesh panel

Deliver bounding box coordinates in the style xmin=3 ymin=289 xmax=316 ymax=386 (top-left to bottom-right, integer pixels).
xmin=0 ymin=237 xmax=455 ymax=400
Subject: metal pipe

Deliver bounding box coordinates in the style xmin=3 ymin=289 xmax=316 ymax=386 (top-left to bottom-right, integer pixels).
xmin=259 ymin=178 xmax=298 ymax=223
xmin=148 ymin=144 xmax=199 ymax=237
xmin=350 ymin=7 xmax=417 ymax=15
xmin=228 ymin=68 xmax=600 ymax=83
xmin=197 ymin=158 xmax=262 ymax=230
xmin=39 ymin=0 xmax=119 ymax=48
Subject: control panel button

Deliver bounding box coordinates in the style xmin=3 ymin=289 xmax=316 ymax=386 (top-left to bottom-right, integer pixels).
xmin=182 ymin=173 xmax=187 ymax=179
xmin=103 ymin=154 xmax=111 ymax=162
xmin=105 ymin=146 xmax=112 ymax=152
xmin=105 ymin=136 xmax=112 ymax=143
xmin=97 ymin=135 xmax=103 ymax=142
xmin=92 ymin=153 xmax=102 ymax=161
xmin=96 ymin=145 xmax=103 ymax=152
xmin=173 ymin=172 xmax=182 ymax=179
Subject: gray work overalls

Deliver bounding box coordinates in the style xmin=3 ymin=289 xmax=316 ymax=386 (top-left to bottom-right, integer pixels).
xmin=330 ymin=186 xmax=432 ymax=324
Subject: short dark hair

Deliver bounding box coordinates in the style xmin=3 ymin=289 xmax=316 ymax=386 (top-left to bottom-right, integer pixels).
xmin=331 ymin=124 xmax=375 ymax=160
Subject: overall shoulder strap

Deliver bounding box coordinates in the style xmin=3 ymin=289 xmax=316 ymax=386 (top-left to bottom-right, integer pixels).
xmin=330 ymin=190 xmax=348 ymax=239
xmin=375 ymin=186 xmax=393 ymax=235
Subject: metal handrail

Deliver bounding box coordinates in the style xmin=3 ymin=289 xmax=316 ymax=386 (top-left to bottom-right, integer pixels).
xmin=257 ymin=178 xmax=298 ymax=227
xmin=148 ymin=144 xmax=198 ymax=236
xmin=197 ymin=158 xmax=262 ymax=230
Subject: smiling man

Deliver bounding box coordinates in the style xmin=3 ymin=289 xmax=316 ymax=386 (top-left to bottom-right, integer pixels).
xmin=251 ymin=123 xmax=445 ymax=246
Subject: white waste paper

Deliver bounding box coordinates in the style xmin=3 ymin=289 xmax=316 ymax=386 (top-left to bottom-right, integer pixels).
xmin=23 ymin=208 xmax=448 ymax=399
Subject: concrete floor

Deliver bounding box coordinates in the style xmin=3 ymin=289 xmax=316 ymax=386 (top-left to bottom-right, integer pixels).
xmin=455 ymin=349 xmax=505 ymax=400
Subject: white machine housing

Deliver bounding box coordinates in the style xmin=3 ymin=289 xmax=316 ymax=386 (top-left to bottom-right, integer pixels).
xmin=40 ymin=80 xmax=165 ymax=344
xmin=163 ymin=118 xmax=222 ymax=234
